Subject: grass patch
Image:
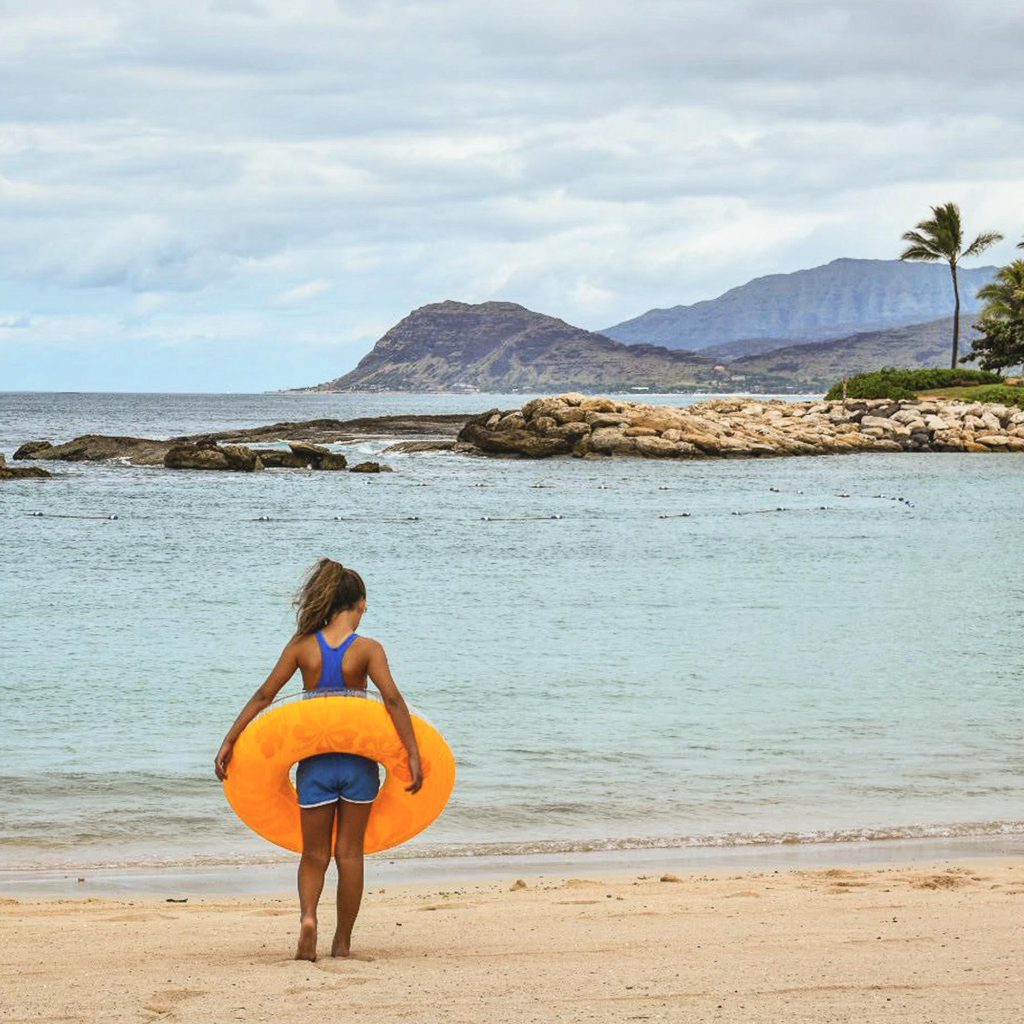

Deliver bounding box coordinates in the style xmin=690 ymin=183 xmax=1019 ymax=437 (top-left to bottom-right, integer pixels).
xmin=916 ymin=385 xmax=1024 ymax=408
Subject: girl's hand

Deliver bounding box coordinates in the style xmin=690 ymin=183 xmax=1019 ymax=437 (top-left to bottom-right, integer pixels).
xmin=214 ymin=741 xmax=234 ymax=781
xmin=406 ymin=754 xmax=423 ymax=795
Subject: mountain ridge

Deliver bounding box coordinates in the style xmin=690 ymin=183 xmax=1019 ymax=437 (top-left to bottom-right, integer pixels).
xmin=602 ymin=258 xmax=997 ymax=350
xmin=728 ymin=315 xmax=980 ymax=388
xmin=315 ymin=300 xmax=720 ymax=392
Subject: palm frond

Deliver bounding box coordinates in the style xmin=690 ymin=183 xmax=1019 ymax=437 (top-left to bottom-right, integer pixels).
xmin=899 ymin=230 xmax=942 ymax=261
xmin=930 ymin=202 xmax=964 ymax=251
xmin=900 ymin=244 xmax=941 ymax=262
xmin=962 ymin=231 xmax=1003 ymax=258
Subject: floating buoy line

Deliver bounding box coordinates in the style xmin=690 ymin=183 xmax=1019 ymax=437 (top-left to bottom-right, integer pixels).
xmin=24 ymin=511 xmax=119 ymax=520
xmin=19 ymin=486 xmax=914 ymax=525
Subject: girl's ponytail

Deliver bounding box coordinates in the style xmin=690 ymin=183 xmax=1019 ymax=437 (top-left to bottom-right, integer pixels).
xmin=293 ymin=558 xmax=366 ymax=636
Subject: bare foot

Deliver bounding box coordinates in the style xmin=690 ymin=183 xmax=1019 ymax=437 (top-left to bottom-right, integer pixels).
xmin=330 ymin=933 xmax=351 ymax=958
xmin=331 ymin=939 xmax=375 ymax=961
xmin=296 ymin=918 xmax=317 ymax=962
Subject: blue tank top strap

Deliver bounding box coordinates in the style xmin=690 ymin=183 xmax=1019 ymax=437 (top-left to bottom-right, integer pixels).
xmin=314 ymin=630 xmax=359 ymax=691
xmin=335 ymin=633 xmax=359 ymax=657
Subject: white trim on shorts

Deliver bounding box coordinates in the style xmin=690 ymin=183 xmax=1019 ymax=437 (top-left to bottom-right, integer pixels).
xmin=298 ymin=795 xmax=378 ymax=809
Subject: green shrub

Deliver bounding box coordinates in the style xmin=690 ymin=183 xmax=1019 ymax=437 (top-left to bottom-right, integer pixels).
xmin=962 ymin=385 xmax=1024 ymax=409
xmin=825 ymin=367 xmax=1003 ymax=401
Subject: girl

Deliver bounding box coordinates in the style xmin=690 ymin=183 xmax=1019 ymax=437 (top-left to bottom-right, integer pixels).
xmin=214 ymin=559 xmax=423 ymax=961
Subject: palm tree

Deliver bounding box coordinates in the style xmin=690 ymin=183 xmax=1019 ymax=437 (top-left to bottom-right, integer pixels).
xmin=900 ymin=203 xmax=1003 ymax=368
xmin=976 ymin=260 xmax=1024 ymax=321
xmin=967 ymin=260 xmax=1024 ymax=372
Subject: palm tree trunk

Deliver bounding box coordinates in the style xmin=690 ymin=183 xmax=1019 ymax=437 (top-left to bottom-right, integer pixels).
xmin=949 ymin=260 xmax=961 ymax=368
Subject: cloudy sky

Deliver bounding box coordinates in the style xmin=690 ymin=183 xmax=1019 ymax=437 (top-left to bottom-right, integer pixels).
xmin=3 ymin=1 xmax=1023 ymax=391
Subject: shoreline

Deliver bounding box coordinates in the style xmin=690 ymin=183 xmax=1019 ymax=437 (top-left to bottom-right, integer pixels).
xmin=4 ymin=832 xmax=1022 ymax=898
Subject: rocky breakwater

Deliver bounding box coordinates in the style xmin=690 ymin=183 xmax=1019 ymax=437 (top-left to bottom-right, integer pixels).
xmin=457 ymin=394 xmax=1024 ymax=459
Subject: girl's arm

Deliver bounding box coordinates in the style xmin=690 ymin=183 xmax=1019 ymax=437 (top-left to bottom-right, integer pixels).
xmin=214 ymin=642 xmax=300 ymax=780
xmin=367 ymin=640 xmax=423 ymax=794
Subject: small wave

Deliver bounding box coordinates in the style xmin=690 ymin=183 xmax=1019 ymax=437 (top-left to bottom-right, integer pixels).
xmin=3 ymin=818 xmax=1023 ymax=872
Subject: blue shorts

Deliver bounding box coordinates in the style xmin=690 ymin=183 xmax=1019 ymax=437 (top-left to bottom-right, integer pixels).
xmin=295 ymin=753 xmax=381 ymax=808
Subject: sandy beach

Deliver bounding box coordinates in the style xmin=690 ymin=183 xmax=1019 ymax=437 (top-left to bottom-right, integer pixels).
xmin=4 ymin=858 xmax=1022 ymax=1023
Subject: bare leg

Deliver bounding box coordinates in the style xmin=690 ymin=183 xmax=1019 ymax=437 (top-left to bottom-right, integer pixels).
xmin=296 ymin=802 xmax=337 ymax=961
xmin=331 ymin=800 xmax=373 ymax=957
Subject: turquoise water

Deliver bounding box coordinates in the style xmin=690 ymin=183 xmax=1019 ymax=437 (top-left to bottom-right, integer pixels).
xmin=1 ymin=392 xmax=1022 ymax=871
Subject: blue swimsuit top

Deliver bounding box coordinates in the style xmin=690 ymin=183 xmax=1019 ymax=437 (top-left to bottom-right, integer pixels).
xmin=306 ymin=630 xmax=363 ymax=695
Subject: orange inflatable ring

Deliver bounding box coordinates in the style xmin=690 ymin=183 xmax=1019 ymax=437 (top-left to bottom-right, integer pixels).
xmin=223 ymin=694 xmax=456 ymax=854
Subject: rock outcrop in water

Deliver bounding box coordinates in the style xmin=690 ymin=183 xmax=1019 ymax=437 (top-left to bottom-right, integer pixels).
xmin=0 ymin=452 xmax=50 ymax=480
xmin=164 ymin=440 xmax=353 ymax=472
xmin=14 ymin=435 xmax=173 ymax=466
xmin=457 ymin=393 xmax=1024 ymax=459
xmin=12 ymin=414 xmax=469 ymax=468
xmin=165 ymin=442 xmax=266 ymax=472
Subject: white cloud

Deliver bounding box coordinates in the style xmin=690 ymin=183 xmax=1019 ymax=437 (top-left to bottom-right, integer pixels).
xmin=273 ymin=279 xmax=332 ymax=305
xmin=1 ymin=1 xmax=1023 ymax=389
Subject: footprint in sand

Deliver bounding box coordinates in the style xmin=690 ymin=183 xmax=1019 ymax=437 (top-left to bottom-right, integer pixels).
xmin=104 ymin=912 xmax=178 ymax=923
xmin=143 ymin=987 xmax=207 ymax=1016
xmin=284 ymin=978 xmax=372 ymax=994
xmin=316 ymin=955 xmax=376 ymax=969
xmin=907 ymin=873 xmax=974 ymax=890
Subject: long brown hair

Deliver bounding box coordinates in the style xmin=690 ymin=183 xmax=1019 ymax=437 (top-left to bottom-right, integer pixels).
xmin=293 ymin=558 xmax=367 ymax=636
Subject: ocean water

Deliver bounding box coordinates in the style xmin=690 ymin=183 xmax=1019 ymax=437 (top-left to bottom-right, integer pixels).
xmin=1 ymin=391 xmax=1022 ymax=872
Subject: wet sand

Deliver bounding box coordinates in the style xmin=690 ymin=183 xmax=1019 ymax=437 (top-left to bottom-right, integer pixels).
xmin=3 ymin=859 xmax=1022 ymax=1023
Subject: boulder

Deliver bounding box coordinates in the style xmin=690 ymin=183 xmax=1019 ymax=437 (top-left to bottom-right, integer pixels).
xmin=1 ymin=463 xmax=51 ymax=480
xmin=164 ymin=442 xmax=263 ymax=472
xmin=521 ymin=397 xmax=568 ymax=421
xmin=529 ymin=415 xmax=559 ymax=435
xmin=463 ymin=424 xmax=572 ymax=457
xmin=548 ymin=422 xmax=591 ymax=443
xmin=349 ymin=461 xmax=393 ymax=473
xmin=289 ymin=441 xmax=347 ymax=470
xmin=975 ymin=435 xmax=1012 ymax=448
xmin=496 ymin=412 xmax=527 ymax=431
xmin=634 ymin=435 xmax=683 ymax=458
xmin=579 ymin=397 xmax=619 ymax=413
xmin=587 ymin=428 xmax=639 ymax=455
xmin=550 ymin=406 xmax=587 ymax=425
xmin=13 ymin=440 xmax=54 ymax=460
xmin=254 ymin=449 xmax=309 ymax=469
xmin=861 ymin=415 xmax=897 ymax=433
xmin=584 ymin=412 xmax=632 ymax=428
